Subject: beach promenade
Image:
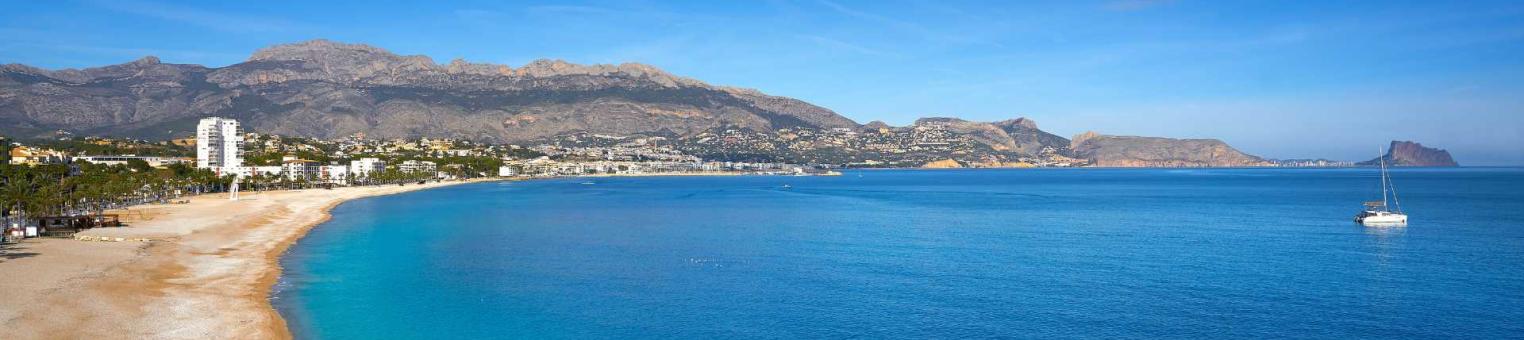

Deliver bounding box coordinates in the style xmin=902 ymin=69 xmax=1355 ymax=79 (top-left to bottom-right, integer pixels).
xmin=0 ymin=180 xmax=485 ymax=339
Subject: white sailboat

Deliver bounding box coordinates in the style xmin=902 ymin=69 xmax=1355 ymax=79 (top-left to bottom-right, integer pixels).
xmin=1355 ymin=147 xmax=1407 ymax=226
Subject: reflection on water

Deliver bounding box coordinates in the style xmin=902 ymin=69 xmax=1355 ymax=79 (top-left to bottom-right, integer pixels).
xmin=1363 ymin=224 xmax=1407 ymax=266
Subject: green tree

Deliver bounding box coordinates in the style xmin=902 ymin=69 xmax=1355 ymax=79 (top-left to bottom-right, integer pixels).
xmin=126 ymin=159 xmax=153 ymax=172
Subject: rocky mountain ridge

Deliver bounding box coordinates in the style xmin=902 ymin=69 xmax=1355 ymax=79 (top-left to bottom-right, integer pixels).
xmin=1 ymin=39 xmax=1306 ymax=168
xmin=1 ymin=39 xmax=855 ymax=142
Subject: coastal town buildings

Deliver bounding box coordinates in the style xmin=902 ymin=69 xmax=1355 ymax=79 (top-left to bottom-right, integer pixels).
xmin=398 ymin=160 xmax=437 ymax=173
xmin=280 ymin=156 xmax=322 ymax=180
xmin=8 ymin=145 xmax=68 ymax=165
xmin=196 ymin=117 xmax=243 ymax=169
xmin=72 ymin=155 xmax=192 ymax=167
xmin=349 ymin=157 xmax=385 ymax=177
xmin=320 ymin=164 xmax=350 ymax=184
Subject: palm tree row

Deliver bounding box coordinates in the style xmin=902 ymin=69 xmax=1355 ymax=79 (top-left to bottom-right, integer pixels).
xmin=3 ymin=154 xmax=493 ymax=236
xmin=1 ymin=162 xmax=231 ymax=232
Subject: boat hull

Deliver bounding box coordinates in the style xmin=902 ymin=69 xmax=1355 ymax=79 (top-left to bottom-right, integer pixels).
xmin=1356 ymin=213 xmax=1408 ymax=226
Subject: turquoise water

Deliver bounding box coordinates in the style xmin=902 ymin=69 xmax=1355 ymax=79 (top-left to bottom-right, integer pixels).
xmin=274 ymin=168 xmax=1524 ymax=339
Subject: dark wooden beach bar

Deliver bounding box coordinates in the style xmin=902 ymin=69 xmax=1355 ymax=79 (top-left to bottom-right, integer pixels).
xmin=34 ymin=215 xmax=121 ymax=238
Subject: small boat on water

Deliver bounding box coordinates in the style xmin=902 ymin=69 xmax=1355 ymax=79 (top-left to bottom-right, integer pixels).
xmin=1355 ymin=147 xmax=1408 ymax=226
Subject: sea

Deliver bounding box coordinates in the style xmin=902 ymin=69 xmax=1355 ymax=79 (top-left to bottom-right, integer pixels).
xmin=273 ymin=168 xmax=1524 ymax=339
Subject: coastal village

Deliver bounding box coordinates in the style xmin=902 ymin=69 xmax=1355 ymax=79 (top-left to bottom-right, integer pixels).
xmin=3 ymin=115 xmax=1250 ymax=235
xmin=0 ymin=115 xmax=1437 ymax=242
xmin=1 ymin=117 xmax=827 ymax=243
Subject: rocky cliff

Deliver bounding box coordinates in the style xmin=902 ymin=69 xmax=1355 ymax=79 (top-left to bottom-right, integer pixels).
xmin=921 ymin=159 xmax=964 ymax=168
xmin=1069 ymin=132 xmax=1271 ymax=167
xmin=898 ymin=117 xmax=1073 ymax=155
xmin=1358 ymin=141 xmax=1458 ymax=167
xmin=0 ymin=39 xmax=856 ymax=141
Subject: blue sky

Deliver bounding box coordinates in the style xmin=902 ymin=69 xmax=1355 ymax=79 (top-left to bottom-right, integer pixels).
xmin=2 ymin=0 xmax=1521 ymax=164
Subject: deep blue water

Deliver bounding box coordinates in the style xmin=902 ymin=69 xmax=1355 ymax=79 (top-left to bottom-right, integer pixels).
xmin=274 ymin=168 xmax=1524 ymax=339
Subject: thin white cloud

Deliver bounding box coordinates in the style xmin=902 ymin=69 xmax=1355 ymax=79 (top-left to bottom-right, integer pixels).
xmin=799 ymin=35 xmax=898 ymax=57
xmin=524 ymin=5 xmax=620 ymax=16
xmin=816 ymin=0 xmax=1000 ymax=47
xmin=522 ymin=4 xmax=679 ymax=21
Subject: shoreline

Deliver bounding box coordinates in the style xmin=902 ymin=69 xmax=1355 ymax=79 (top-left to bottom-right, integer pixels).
xmin=1 ymin=172 xmax=761 ymax=339
xmin=0 ymin=178 xmax=498 ymax=339
xmin=256 ymin=191 xmax=375 ymax=339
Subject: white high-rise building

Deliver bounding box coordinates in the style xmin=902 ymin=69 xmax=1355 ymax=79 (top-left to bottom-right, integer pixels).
xmin=349 ymin=158 xmax=386 ymax=177
xmin=196 ymin=117 xmax=243 ymax=169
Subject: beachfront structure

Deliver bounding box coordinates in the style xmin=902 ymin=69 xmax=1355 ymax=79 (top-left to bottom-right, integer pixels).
xmin=350 ymin=157 xmax=385 ymax=177
xmin=398 ymin=160 xmax=437 ymax=173
xmin=320 ymin=165 xmax=350 ymax=184
xmin=196 ymin=117 xmax=243 ymax=169
xmin=498 ymin=165 xmax=517 ymax=177
xmin=226 ymin=165 xmax=281 ymax=178
xmin=254 ymin=166 xmax=282 ymax=176
xmin=281 ymin=157 xmax=322 ymax=180
xmin=72 ymin=155 xmax=192 ymax=168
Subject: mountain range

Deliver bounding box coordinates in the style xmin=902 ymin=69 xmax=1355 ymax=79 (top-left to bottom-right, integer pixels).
xmin=0 ymin=39 xmax=1417 ymax=167
xmin=0 ymin=40 xmax=855 ymax=141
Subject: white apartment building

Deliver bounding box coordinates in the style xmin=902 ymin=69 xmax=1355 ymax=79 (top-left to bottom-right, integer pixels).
xmin=398 ymin=160 xmax=437 ymax=173
xmin=320 ymin=165 xmax=350 ymax=184
xmin=196 ymin=117 xmax=243 ymax=169
xmin=280 ymin=156 xmax=322 ymax=180
xmin=349 ymin=157 xmax=385 ymax=177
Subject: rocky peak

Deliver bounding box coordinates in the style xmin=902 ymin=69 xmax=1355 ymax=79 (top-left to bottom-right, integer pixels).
xmin=249 ymin=39 xmax=399 ymax=63
xmin=128 ymin=56 xmax=161 ymax=66
xmin=2 ymin=56 xmax=176 ymax=84
xmin=861 ymin=120 xmax=893 ymax=131
xmin=512 ymin=59 xmax=699 ymax=87
xmin=516 ymin=59 xmax=574 ymax=75
xmin=1360 ymin=140 xmax=1458 ymax=167
xmin=995 ymin=117 xmax=1039 ymax=130
xmin=913 ymin=117 xmax=970 ymax=125
xmin=1071 ymin=131 xmax=1100 ymax=149
xmin=614 ymin=62 xmax=664 ymax=76
xmin=0 ymin=63 xmax=52 ymax=76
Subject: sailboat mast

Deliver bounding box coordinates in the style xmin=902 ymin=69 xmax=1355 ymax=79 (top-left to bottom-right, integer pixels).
xmin=1379 ymin=146 xmax=1389 ymax=210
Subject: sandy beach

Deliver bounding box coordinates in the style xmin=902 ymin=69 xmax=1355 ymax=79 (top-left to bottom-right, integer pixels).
xmin=0 ymin=180 xmax=486 ymax=339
